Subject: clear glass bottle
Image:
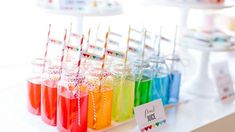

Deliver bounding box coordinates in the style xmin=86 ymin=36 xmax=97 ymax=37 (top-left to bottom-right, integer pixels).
xmin=57 ymin=68 xmax=88 ymax=132
xmin=86 ymin=67 xmax=113 ymax=130
xmin=132 ymin=60 xmax=152 ymax=107
xmin=166 ymin=55 xmax=182 ymax=104
xmin=111 ymin=63 xmax=135 ymax=122
xmin=41 ymin=59 xmax=61 ymax=126
xmin=149 ymin=56 xmax=170 ymax=106
xmin=27 ymin=58 xmax=44 ymax=115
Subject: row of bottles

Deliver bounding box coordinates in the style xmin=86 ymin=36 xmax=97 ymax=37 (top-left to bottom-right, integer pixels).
xmin=27 ymin=24 xmax=183 ymax=132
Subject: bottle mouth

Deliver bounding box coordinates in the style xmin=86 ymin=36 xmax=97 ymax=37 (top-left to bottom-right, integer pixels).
xmin=148 ymin=56 xmax=165 ymax=64
xmin=165 ymin=55 xmax=180 ymax=62
xmin=112 ymin=63 xmax=131 ymax=73
xmin=31 ymin=58 xmax=46 ymax=67
xmin=89 ymin=68 xmax=112 ymax=78
xmin=133 ymin=60 xmax=149 ymax=68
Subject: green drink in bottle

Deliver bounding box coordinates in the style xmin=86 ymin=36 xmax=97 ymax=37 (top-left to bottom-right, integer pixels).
xmin=133 ymin=61 xmax=152 ymax=107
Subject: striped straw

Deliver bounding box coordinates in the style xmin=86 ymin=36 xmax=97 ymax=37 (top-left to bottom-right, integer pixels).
xmin=42 ymin=24 xmax=51 ymax=73
xmin=157 ymin=26 xmax=162 ymax=57
xmin=98 ymin=27 xmax=110 ymax=91
xmin=171 ymin=26 xmax=178 ymax=71
xmin=68 ymin=23 xmax=73 ymax=45
xmin=83 ymin=28 xmax=91 ymax=64
xmin=124 ymin=25 xmax=131 ymax=66
xmin=141 ymin=28 xmax=147 ymax=65
xmin=76 ymin=35 xmax=84 ymax=74
xmin=74 ymin=35 xmax=84 ymax=126
xmin=86 ymin=28 xmax=91 ymax=52
xmin=58 ymin=29 xmax=68 ymax=81
xmin=101 ymin=27 xmax=110 ymax=70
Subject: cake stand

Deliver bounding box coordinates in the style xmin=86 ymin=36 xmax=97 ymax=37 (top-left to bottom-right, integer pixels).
xmin=179 ymin=41 xmax=235 ymax=97
xmin=37 ymin=1 xmax=122 ymax=34
xmin=142 ymin=0 xmax=235 ymax=27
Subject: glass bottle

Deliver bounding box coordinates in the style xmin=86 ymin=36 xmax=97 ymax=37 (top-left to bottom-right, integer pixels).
xmin=133 ymin=60 xmax=152 ymax=107
xmin=166 ymin=55 xmax=182 ymax=104
xmin=149 ymin=56 xmax=170 ymax=106
xmin=27 ymin=58 xmax=44 ymax=115
xmin=86 ymin=67 xmax=113 ymax=130
xmin=57 ymin=68 xmax=88 ymax=132
xmin=41 ymin=59 xmax=61 ymax=126
xmin=111 ymin=63 xmax=135 ymax=122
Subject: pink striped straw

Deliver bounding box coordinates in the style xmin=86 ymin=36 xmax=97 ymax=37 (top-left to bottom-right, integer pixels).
xmin=42 ymin=24 xmax=51 ymax=73
xmin=73 ymin=35 xmax=84 ymax=126
xmin=73 ymin=35 xmax=84 ymax=89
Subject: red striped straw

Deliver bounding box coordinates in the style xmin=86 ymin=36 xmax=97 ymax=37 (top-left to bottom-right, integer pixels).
xmin=58 ymin=29 xmax=68 ymax=81
xmin=42 ymin=24 xmax=51 ymax=73
xmin=76 ymin=35 xmax=84 ymax=74
xmin=83 ymin=28 xmax=91 ymax=64
xmin=66 ymin=23 xmax=73 ymax=61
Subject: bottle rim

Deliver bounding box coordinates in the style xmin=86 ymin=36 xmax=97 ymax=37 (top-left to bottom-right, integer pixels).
xmin=31 ymin=58 xmax=46 ymax=67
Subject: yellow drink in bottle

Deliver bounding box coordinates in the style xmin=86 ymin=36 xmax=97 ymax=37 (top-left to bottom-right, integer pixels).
xmin=112 ymin=75 xmax=134 ymax=122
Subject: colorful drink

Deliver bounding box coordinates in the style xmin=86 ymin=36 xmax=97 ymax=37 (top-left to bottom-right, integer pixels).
xmin=151 ymin=75 xmax=170 ymax=105
xmin=57 ymin=86 xmax=88 ymax=132
xmin=41 ymin=80 xmax=58 ymax=126
xmin=112 ymin=76 xmax=135 ymax=122
xmin=88 ymin=87 xmax=113 ymax=130
xmin=168 ymin=71 xmax=181 ymax=104
xmin=134 ymin=76 xmax=151 ymax=107
xmin=27 ymin=77 xmax=41 ymax=115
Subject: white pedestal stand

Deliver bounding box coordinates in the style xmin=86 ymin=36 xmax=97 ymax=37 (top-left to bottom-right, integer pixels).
xmin=38 ymin=3 xmax=123 ymax=34
xmin=180 ymin=41 xmax=235 ymax=97
xmin=187 ymin=51 xmax=217 ymax=97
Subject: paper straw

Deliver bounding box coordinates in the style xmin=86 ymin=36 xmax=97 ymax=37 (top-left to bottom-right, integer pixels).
xmin=74 ymin=35 xmax=84 ymax=126
xmin=101 ymin=27 xmax=110 ymax=70
xmin=66 ymin=23 xmax=73 ymax=61
xmin=85 ymin=28 xmax=91 ymax=52
xmin=83 ymin=28 xmax=91 ymax=64
xmin=58 ymin=29 xmax=68 ymax=81
xmin=98 ymin=27 xmax=110 ymax=91
xmin=68 ymin=23 xmax=73 ymax=45
xmin=136 ymin=28 xmax=147 ymax=97
xmin=42 ymin=24 xmax=51 ymax=73
xmin=157 ymin=26 xmax=162 ymax=57
xmin=124 ymin=25 xmax=131 ymax=67
xmin=141 ymin=28 xmax=147 ymax=65
xmin=77 ymin=36 xmax=84 ymax=73
xmin=95 ymin=24 xmax=100 ymax=43
xmin=171 ymin=26 xmax=178 ymax=71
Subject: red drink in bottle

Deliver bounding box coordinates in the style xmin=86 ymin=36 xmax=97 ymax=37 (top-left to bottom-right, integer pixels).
xmin=57 ymin=86 xmax=88 ymax=132
xmin=41 ymin=80 xmax=58 ymax=126
xmin=27 ymin=58 xmax=44 ymax=115
xmin=27 ymin=77 xmax=41 ymax=115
